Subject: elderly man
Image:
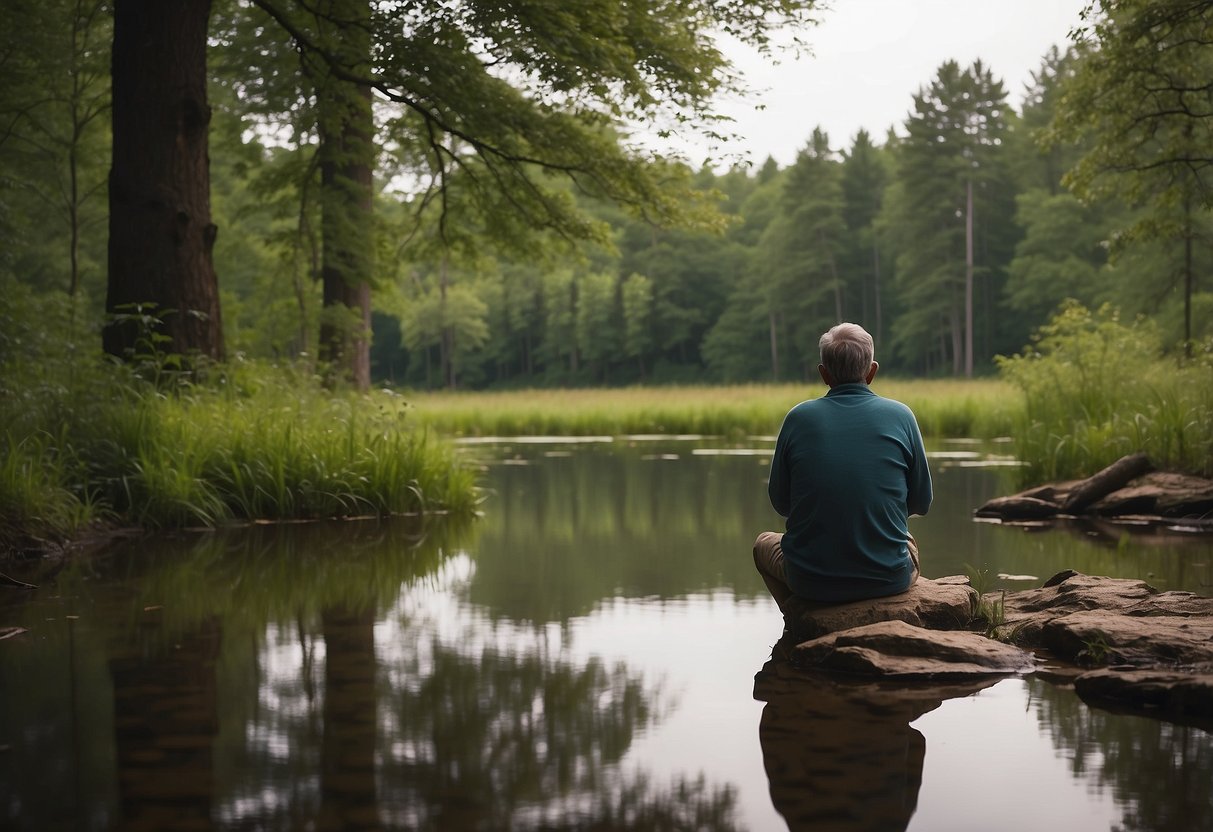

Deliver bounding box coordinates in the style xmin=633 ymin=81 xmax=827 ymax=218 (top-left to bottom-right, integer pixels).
xmin=754 ymin=323 xmax=933 ymax=626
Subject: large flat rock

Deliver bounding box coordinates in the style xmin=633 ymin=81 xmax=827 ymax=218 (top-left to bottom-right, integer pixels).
xmin=791 ymin=620 xmax=1036 ymax=678
xmin=990 ymin=570 xmax=1213 ymax=645
xmin=788 ymin=575 xmax=977 ymax=640
xmin=975 ymin=458 xmax=1213 ymax=528
xmin=772 ymin=569 xmax=1213 ymax=725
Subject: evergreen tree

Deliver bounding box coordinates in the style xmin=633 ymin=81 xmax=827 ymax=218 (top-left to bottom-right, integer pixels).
xmin=840 ymin=129 xmax=889 ymax=345
xmin=885 ymin=60 xmax=1014 ymax=375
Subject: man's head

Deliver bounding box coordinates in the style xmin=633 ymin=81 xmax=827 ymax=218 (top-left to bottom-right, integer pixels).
xmin=818 ymin=323 xmax=878 ymax=387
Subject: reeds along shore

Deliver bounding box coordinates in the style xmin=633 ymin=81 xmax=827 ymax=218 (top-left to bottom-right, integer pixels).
xmin=5 ymin=354 xmax=1209 ymax=553
xmin=403 ymin=379 xmax=1023 ymax=441
xmin=0 ymin=362 xmax=480 ymax=553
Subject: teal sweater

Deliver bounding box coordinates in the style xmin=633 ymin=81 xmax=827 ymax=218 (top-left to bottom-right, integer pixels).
xmin=768 ymin=383 xmax=933 ymax=602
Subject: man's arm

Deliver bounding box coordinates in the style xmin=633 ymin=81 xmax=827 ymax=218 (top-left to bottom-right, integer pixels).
xmin=768 ymin=417 xmax=792 ymax=517
xmin=906 ymin=417 xmax=933 ymax=516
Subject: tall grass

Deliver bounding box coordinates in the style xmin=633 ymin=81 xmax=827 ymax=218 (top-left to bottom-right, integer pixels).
xmin=0 ymin=287 xmax=479 ymax=552
xmin=403 ymin=378 xmax=1022 ymax=440
xmin=69 ymin=367 xmax=481 ymax=530
xmin=998 ymin=302 xmax=1213 ymax=484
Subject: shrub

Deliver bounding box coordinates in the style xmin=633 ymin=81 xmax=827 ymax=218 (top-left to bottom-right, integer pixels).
xmin=997 ymin=301 xmax=1213 ymax=483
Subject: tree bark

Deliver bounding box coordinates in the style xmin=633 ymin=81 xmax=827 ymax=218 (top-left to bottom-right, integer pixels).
xmin=315 ymin=0 xmax=374 ymax=391
xmin=104 ymin=0 xmax=223 ymax=361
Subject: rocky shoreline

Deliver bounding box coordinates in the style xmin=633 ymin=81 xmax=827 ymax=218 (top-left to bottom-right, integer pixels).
xmin=781 ymin=570 xmax=1213 ymax=726
xmin=973 ymin=452 xmax=1213 ymax=532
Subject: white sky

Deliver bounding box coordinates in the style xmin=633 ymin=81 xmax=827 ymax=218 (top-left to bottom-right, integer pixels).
xmin=669 ymin=0 xmax=1091 ymax=168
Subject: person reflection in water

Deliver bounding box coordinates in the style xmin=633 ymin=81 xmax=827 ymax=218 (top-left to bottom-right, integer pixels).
xmin=755 ymin=322 xmax=933 ymax=636
xmin=753 ymin=659 xmax=1000 ymax=832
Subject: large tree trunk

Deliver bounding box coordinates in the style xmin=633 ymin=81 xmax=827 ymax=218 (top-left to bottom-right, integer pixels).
xmin=315 ymin=0 xmax=374 ymax=391
xmin=104 ymin=0 xmax=223 ymax=361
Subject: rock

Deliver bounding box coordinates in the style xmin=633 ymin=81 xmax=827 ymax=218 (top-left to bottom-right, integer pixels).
xmin=1091 ymin=471 xmax=1213 ymax=518
xmin=791 ymin=620 xmax=1037 ymax=678
xmin=973 ymin=455 xmax=1213 ymax=527
xmin=787 ymin=575 xmax=977 ymax=640
xmin=972 ymin=494 xmax=1059 ymax=520
xmin=990 ymin=571 xmax=1213 ymax=646
xmin=994 ymin=572 xmax=1196 ymax=636
xmin=1073 ymin=668 xmax=1213 ymax=722
xmin=769 ymin=569 xmax=1213 ymax=725
xmin=1039 ymin=610 xmax=1213 ymax=670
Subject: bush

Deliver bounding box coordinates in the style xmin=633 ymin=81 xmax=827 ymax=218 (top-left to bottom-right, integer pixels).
xmin=997 ymin=301 xmax=1213 ymax=483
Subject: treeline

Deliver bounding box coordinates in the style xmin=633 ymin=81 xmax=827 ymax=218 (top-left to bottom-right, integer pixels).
xmin=2 ymin=1 xmax=1209 ymax=391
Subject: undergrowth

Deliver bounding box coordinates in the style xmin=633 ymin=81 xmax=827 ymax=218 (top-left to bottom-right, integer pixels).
xmin=0 ymin=286 xmax=479 ymax=554
xmin=998 ymin=301 xmax=1213 ymax=484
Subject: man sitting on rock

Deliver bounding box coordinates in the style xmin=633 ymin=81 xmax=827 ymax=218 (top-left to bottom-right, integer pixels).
xmin=755 ymin=322 xmax=933 ymax=636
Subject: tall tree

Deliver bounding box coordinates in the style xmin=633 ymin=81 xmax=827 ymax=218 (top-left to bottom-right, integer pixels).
xmin=245 ymin=0 xmax=818 ymax=384
xmin=311 ymin=0 xmax=374 ymax=388
xmin=1051 ymin=0 xmax=1213 ymax=355
xmin=105 ymin=0 xmax=223 ymax=361
xmin=840 ymin=129 xmax=889 ymax=344
xmin=0 ymin=0 xmax=110 ymax=298
xmin=749 ymin=129 xmax=846 ymax=378
xmin=885 ymin=60 xmax=1012 ymax=375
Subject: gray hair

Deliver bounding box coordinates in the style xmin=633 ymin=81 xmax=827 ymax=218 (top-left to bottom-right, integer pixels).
xmin=819 ymin=323 xmax=875 ymax=384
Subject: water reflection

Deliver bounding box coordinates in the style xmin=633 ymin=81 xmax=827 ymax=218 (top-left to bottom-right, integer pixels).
xmin=110 ymin=617 xmax=221 ymax=831
xmin=2 ymin=439 xmax=1212 ymax=830
xmin=1026 ymin=676 xmax=1213 ymax=832
xmin=753 ymin=657 xmax=998 ymax=832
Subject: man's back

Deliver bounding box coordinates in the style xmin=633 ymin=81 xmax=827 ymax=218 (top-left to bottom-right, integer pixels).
xmin=768 ymin=382 xmax=932 ymax=602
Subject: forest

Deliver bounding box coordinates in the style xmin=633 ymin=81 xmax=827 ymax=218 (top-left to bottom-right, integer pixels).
xmin=2 ymin=0 xmax=1208 ymax=393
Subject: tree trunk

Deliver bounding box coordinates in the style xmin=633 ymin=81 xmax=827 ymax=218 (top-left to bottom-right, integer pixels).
xmin=1183 ymin=190 xmax=1194 ymax=359
xmin=319 ymin=606 xmax=378 ymax=831
xmin=964 ymin=178 xmax=974 ymax=378
xmin=105 ymin=0 xmax=223 ymax=361
xmin=315 ymin=0 xmax=373 ymax=391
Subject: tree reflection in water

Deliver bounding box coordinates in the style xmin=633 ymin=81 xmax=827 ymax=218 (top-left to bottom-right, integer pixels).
xmin=754 ymin=655 xmax=997 ymax=832
xmin=1025 ymin=677 xmax=1213 ymax=832
xmin=64 ymin=515 xmax=742 ymax=830
xmin=109 ymin=616 xmax=222 ymax=831
xmin=375 ymin=638 xmax=740 ymax=830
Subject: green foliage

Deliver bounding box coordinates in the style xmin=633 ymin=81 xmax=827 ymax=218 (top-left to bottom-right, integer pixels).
xmin=0 ymin=287 xmax=478 ymax=553
xmin=0 ymin=0 xmax=110 ymax=299
xmin=997 ymin=301 xmax=1213 ymax=482
xmin=1004 ymin=189 xmax=1109 ymax=321
xmin=1051 ymin=1 xmax=1213 ymax=351
xmin=883 ymin=59 xmax=1019 ymax=375
xmin=963 ymin=563 xmax=1008 ymax=637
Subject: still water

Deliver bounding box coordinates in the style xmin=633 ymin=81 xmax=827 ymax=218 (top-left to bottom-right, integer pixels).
xmin=2 ymin=437 xmax=1211 ymax=831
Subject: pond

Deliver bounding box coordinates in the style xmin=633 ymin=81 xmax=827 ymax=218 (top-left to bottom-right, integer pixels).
xmin=2 ymin=436 xmax=1211 ymax=830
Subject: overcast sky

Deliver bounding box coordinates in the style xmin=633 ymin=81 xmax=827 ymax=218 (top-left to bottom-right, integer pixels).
xmin=665 ymin=0 xmax=1090 ymax=168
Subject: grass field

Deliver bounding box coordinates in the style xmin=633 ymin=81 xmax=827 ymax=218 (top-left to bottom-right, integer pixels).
xmin=402 ymin=378 xmax=1024 ymax=440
